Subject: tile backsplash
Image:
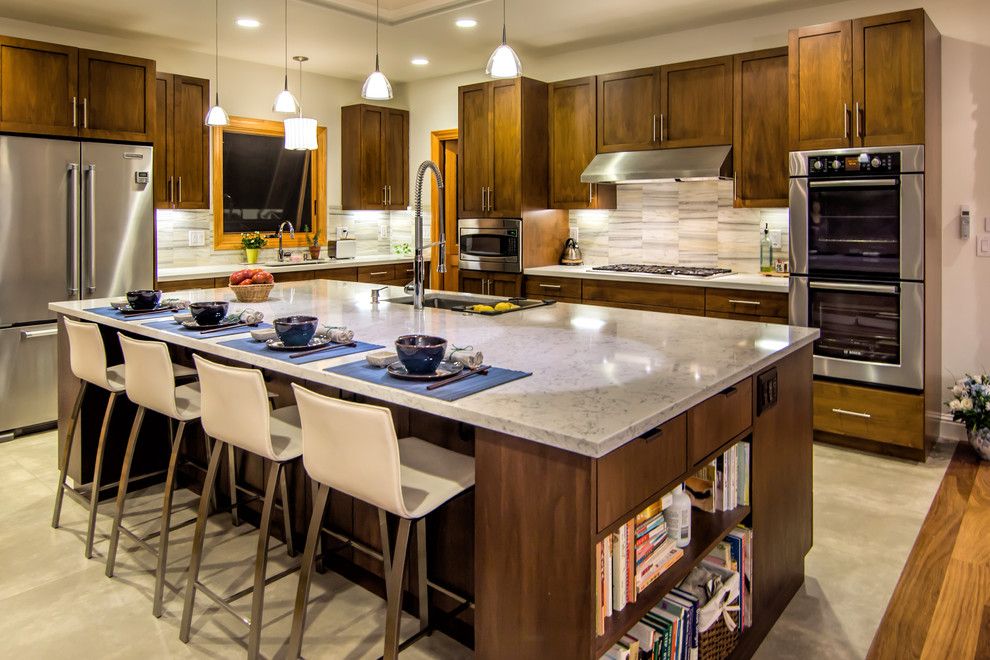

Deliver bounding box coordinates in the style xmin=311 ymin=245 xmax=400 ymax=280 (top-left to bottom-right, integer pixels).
xmin=570 ymin=181 xmax=789 ymax=273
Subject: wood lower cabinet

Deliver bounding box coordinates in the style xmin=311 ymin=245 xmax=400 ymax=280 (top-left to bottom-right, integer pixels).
xmin=733 ymin=48 xmax=789 ymax=208
xmin=596 ymin=67 xmax=660 ymax=153
xmin=315 ymin=268 xmax=358 ymax=282
xmin=155 ymin=73 xmax=209 ymax=209
xmin=549 ymin=77 xmax=615 ymax=210
xmin=705 ymin=288 xmax=789 ymax=323
xmin=0 ymin=36 xmax=78 ymax=137
xmin=813 ymin=379 xmax=925 ymax=451
xmin=659 ymin=55 xmax=733 ymax=148
xmin=342 ymin=104 xmax=409 ymax=211
xmin=788 ymin=20 xmax=853 ymax=151
xmin=78 ymin=49 xmax=155 ymax=142
xmin=459 ymin=271 xmax=522 ymax=297
xmin=582 ymin=279 xmax=707 ymax=315
xmin=687 ymin=377 xmax=753 ymax=465
xmin=524 ymin=275 xmax=582 ymax=302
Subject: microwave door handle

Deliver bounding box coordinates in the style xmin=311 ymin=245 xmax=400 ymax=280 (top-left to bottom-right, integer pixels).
xmin=808 ymin=281 xmax=899 ymax=294
xmin=67 ymin=164 xmax=80 ymax=297
xmin=808 ymin=178 xmax=898 ymax=188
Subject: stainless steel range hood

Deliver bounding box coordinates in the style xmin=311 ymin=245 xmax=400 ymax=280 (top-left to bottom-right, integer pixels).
xmin=580 ymin=145 xmax=733 ymax=184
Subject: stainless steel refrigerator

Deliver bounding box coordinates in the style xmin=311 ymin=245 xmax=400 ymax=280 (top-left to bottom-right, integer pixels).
xmin=0 ymin=136 xmax=154 ymax=437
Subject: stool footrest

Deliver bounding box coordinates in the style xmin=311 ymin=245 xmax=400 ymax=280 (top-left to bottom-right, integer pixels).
xmin=193 ymin=558 xmax=301 ymax=625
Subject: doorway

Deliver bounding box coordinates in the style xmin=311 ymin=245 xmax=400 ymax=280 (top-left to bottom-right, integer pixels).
xmin=430 ymin=129 xmax=458 ymax=291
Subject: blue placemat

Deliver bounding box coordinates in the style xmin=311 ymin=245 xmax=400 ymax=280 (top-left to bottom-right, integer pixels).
xmin=324 ymin=360 xmax=531 ymax=401
xmin=88 ymin=306 xmax=175 ymax=321
xmin=218 ymin=337 xmax=384 ymax=364
xmin=143 ymin=319 xmax=273 ymax=338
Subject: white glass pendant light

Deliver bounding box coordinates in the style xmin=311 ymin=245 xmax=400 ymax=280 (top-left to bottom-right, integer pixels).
xmin=284 ymin=56 xmax=317 ymax=150
xmin=273 ymin=0 xmax=300 ymax=113
xmin=361 ymin=0 xmax=393 ymax=100
xmin=485 ymin=0 xmax=521 ymax=78
xmin=205 ymin=0 xmax=229 ymax=126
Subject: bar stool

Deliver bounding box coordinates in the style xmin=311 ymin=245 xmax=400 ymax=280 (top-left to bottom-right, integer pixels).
xmin=179 ymin=354 xmax=302 ymax=660
xmin=53 ymin=318 xmax=194 ymax=559
xmin=104 ymin=333 xmax=208 ymax=618
xmin=287 ymin=384 xmax=475 ymax=660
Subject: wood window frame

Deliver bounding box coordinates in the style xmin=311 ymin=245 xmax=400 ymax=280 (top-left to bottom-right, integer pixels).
xmin=211 ymin=115 xmax=327 ymax=250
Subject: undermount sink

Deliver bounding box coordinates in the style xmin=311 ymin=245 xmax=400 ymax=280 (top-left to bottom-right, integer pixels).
xmin=261 ymin=259 xmax=330 ymax=267
xmin=384 ymin=294 xmax=490 ymax=310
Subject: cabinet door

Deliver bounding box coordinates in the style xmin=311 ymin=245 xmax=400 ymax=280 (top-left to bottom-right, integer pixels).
xmin=78 ymin=49 xmax=155 ymax=142
xmin=549 ymin=77 xmax=615 ymax=210
xmin=458 ymin=82 xmax=491 ymax=217
xmin=788 ymin=21 xmax=853 ymax=151
xmin=596 ymin=68 xmax=660 ymax=153
xmin=490 ymin=79 xmax=521 ymax=217
xmin=0 ymin=37 xmax=78 ymax=137
xmin=360 ymin=105 xmax=387 ymax=208
xmin=153 ymin=74 xmax=172 ymax=209
xmin=733 ymin=48 xmax=789 ymax=208
xmin=171 ymin=75 xmax=210 ymax=209
xmin=659 ymin=56 xmax=733 ymax=148
xmin=853 ymin=10 xmax=925 ymax=147
xmin=459 ymin=271 xmax=486 ymax=295
xmin=488 ymin=274 xmax=521 ymax=298
xmin=383 ymin=108 xmax=409 ymax=209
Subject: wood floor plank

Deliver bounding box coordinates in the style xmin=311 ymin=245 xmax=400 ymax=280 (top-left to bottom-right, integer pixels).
xmin=974 ymin=604 xmax=990 ymax=659
xmin=951 ymin=460 xmax=990 ymax=565
xmin=920 ymin=560 xmax=990 ymax=659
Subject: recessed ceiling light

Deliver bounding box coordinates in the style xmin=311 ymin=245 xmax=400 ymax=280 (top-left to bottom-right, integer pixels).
xmin=235 ymin=17 xmax=261 ymax=28
xmin=455 ymin=18 xmax=478 ymax=28
xmin=410 ymin=57 xmax=430 ymax=66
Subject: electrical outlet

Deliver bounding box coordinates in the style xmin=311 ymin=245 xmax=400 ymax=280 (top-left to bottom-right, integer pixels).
xmin=569 ymin=226 xmax=579 ymax=242
xmin=985 ymin=217 xmax=990 ymax=233
xmin=187 ymin=230 xmax=205 ymax=247
xmin=979 ymin=236 xmax=990 ymax=257
xmin=757 ymin=368 xmax=778 ymax=416
xmin=769 ymin=230 xmax=782 ymax=249
xmin=378 ymin=224 xmax=389 ymax=240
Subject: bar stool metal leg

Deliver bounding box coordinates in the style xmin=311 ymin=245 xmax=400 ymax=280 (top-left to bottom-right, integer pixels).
xmin=247 ymin=460 xmax=282 ymax=660
xmin=227 ymin=443 xmax=240 ymax=527
xmin=84 ymin=391 xmax=119 ymax=559
xmin=378 ymin=508 xmax=392 ymax=575
xmin=105 ymin=405 xmax=145 ymax=576
xmin=287 ymin=483 xmax=330 ymax=659
xmin=202 ymin=435 xmax=218 ymax=514
xmin=179 ymin=438 xmax=225 ymax=644
xmin=279 ymin=466 xmax=296 ymax=557
xmin=152 ymin=420 xmax=187 ymax=618
xmin=52 ymin=382 xmax=87 ymax=529
xmin=416 ymin=517 xmax=429 ymax=632
xmin=383 ymin=516 xmax=412 ymax=660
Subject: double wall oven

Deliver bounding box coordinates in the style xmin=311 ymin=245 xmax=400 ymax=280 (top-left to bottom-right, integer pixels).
xmin=789 ymin=145 xmax=925 ymax=390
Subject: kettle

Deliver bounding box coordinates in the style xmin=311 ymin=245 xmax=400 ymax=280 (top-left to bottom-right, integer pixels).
xmin=560 ymin=238 xmax=583 ymax=266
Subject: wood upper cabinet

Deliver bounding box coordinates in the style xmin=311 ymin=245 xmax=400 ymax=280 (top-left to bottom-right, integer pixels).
xmin=457 ymin=77 xmax=548 ymax=218
xmin=659 ymin=55 xmax=733 ymax=148
xmin=78 ymin=49 xmax=156 ymax=142
xmin=0 ymin=36 xmax=78 ymax=137
xmin=596 ymin=68 xmax=660 ymax=153
xmin=341 ymin=104 xmax=409 ymax=211
xmin=549 ymin=77 xmax=615 ymax=210
xmin=733 ymin=48 xmax=789 ymax=208
xmin=788 ymin=20 xmax=853 ymax=151
xmin=154 ymin=72 xmax=209 ymax=210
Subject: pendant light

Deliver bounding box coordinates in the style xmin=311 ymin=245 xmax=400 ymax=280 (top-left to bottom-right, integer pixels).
xmin=361 ymin=0 xmax=393 ymax=100
xmin=205 ymin=0 xmax=229 ymax=126
xmin=273 ymin=0 xmax=300 ymax=113
xmin=485 ymin=0 xmax=521 ymax=78
xmin=284 ymin=56 xmax=317 ymax=151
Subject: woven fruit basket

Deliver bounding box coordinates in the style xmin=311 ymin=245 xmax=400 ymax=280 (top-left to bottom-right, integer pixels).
xmin=230 ymin=283 xmax=274 ymax=303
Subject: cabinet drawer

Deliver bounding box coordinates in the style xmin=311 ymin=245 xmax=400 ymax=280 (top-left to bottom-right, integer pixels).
xmin=276 ymin=270 xmax=315 ymax=282
xmin=706 ymin=311 xmax=788 ymax=325
xmin=157 ymin=277 xmax=213 ymax=293
xmin=687 ymin=377 xmax=753 ymax=465
xmin=814 ymin=380 xmax=924 ymax=448
xmin=525 ymin=276 xmax=582 ymax=300
xmin=583 ymin=280 xmax=706 ymax=311
xmin=358 ymin=265 xmax=398 ymax=283
xmin=596 ymin=415 xmax=687 ymax=532
xmin=705 ymin=288 xmax=788 ymax=319
xmin=316 ymin=268 xmax=358 ymax=282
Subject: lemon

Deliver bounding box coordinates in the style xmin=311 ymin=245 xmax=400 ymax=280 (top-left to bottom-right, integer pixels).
xmin=472 ymin=304 xmax=495 ymax=312
xmin=494 ymin=302 xmax=519 ymax=311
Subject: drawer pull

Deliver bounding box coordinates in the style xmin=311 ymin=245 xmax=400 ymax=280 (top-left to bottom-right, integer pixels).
xmin=831 ymin=408 xmax=872 ymax=420
xmin=22 ymin=328 xmax=58 ymax=339
xmin=642 ymin=428 xmax=664 ymax=443
xmin=728 ymin=299 xmax=761 ymax=307
xmin=406 ymin=268 xmax=414 ymax=273
xmin=368 ymin=271 xmax=389 ymax=277
xmin=538 ymin=283 xmax=562 ymax=290
xmin=720 ymin=386 xmax=738 ymax=397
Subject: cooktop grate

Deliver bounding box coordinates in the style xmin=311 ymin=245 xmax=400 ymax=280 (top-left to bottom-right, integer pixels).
xmin=591 ymin=264 xmax=733 ymax=278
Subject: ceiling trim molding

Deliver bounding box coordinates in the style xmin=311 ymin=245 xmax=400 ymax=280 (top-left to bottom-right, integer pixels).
xmin=298 ymin=0 xmax=488 ymax=25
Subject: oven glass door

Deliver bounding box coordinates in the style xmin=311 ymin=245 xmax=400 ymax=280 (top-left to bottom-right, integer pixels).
xmin=809 ymin=281 xmax=901 ymax=365
xmin=459 ymin=232 xmax=518 ymax=260
xmin=807 ymin=178 xmax=900 ymax=277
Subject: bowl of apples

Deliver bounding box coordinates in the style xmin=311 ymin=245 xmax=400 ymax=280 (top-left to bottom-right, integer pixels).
xmin=229 ymin=268 xmax=275 ymax=302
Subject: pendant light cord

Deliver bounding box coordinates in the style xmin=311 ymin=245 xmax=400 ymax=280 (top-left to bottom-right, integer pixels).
xmin=502 ymin=0 xmax=507 ymax=44
xmin=284 ymin=0 xmax=289 ymax=87
xmin=375 ymin=0 xmax=380 ymax=70
xmin=214 ymin=0 xmax=220 ymax=104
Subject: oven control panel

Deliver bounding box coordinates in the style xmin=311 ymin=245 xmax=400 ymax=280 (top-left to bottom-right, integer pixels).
xmin=808 ymin=152 xmax=900 ymax=176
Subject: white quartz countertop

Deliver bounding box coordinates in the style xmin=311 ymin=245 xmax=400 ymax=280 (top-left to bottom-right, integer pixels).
xmin=157 ymin=255 xmax=415 ymax=282
xmin=50 ymin=280 xmax=816 ymax=458
xmin=524 ymin=265 xmax=790 ymax=293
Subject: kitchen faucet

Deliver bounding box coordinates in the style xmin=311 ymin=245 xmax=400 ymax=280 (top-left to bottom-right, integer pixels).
xmin=405 ymin=160 xmax=447 ymax=310
xmin=270 ymin=220 xmax=295 ymax=262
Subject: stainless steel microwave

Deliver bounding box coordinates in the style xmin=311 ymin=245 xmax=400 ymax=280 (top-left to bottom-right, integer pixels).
xmin=458 ymin=218 xmax=522 ymax=273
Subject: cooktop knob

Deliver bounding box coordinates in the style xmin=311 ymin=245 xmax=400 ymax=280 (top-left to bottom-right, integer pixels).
xmin=831 ymin=159 xmax=842 ymax=170
xmin=812 ymin=160 xmax=824 ymax=171
xmin=871 ymin=157 xmax=881 ymax=168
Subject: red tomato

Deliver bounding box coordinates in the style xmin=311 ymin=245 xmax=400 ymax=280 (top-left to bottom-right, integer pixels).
xmin=239 ymin=278 xmax=254 ymax=286
xmin=251 ymin=272 xmax=267 ymax=284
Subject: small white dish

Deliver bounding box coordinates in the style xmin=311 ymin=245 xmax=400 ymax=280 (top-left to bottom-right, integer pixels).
xmin=365 ymin=349 xmax=400 ymax=368
xmin=173 ymin=313 xmax=193 ymax=324
xmin=250 ymin=328 xmax=277 ymax=342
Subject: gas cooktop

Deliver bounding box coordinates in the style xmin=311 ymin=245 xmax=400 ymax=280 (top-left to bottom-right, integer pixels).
xmin=591 ymin=264 xmax=733 ymax=278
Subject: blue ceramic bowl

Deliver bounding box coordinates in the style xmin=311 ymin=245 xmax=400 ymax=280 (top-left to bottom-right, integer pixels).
xmin=395 ymin=335 xmax=447 ymax=375
xmin=126 ymin=289 xmax=162 ymax=310
xmin=274 ymin=315 xmax=319 ymax=347
xmin=188 ymin=301 xmax=229 ymax=326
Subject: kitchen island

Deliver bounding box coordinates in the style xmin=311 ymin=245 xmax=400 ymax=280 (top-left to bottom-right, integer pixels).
xmin=50 ymin=279 xmax=817 ymax=658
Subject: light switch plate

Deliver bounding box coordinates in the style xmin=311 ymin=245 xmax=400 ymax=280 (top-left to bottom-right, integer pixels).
xmin=979 ymin=236 xmax=990 ymax=257
xmin=569 ymin=226 xmax=579 ymax=242
xmin=187 ymin=230 xmax=205 ymax=247
xmin=378 ymin=224 xmax=389 ymax=240
xmin=769 ymin=230 xmax=782 ymax=249
xmin=985 ymin=217 xmax=990 ymax=233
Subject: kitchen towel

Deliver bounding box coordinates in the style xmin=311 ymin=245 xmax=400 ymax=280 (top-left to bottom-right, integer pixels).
xmin=324 ymin=360 xmax=531 ymax=402
xmin=88 ymin=306 xmax=176 ymax=321
xmin=219 ymin=337 xmax=384 ymax=365
xmin=143 ymin=319 xmax=273 ymax=339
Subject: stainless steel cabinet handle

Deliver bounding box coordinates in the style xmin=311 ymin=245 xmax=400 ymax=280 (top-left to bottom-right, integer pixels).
xmin=843 ymin=103 xmax=849 ymax=139
xmin=386 ymin=185 xmax=390 ymax=205
xmin=808 ymin=178 xmax=898 ymax=188
xmin=538 ymin=283 xmax=562 ymax=290
xmin=177 ymin=176 xmax=182 ymax=203
xmin=728 ymin=299 xmax=761 ymax=306
xmin=22 ymin=328 xmax=58 ymax=339
xmin=652 ymin=114 xmax=657 ymax=142
xmin=168 ymin=176 xmax=174 ymax=205
xmin=85 ymin=164 xmax=96 ymax=294
xmin=808 ymin=281 xmax=898 ymax=294
xmin=383 ymin=186 xmax=388 ymax=206
xmin=67 ymin=164 xmax=80 ymax=297
xmin=369 ymin=271 xmax=389 ymax=277
xmin=72 ymin=96 xmax=77 ymax=127
xmin=489 ymin=187 xmax=494 ymax=212
xmin=831 ymin=407 xmax=872 ymax=420
xmin=481 ymin=187 xmax=485 ymax=211
xmin=659 ymin=114 xmax=664 ymax=142
xmin=589 ymin=184 xmax=594 ymax=205
xmin=82 ymin=97 xmax=88 ymax=128
xmin=855 ymin=101 xmax=862 ymax=138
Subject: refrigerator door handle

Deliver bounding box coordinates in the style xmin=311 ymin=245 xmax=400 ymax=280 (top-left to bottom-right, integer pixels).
xmin=84 ymin=164 xmax=96 ymax=295
xmin=67 ymin=163 xmax=80 ymax=297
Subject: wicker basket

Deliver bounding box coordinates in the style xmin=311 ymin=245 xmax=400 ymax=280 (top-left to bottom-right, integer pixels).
xmin=229 ymin=283 xmax=274 ymax=303
xmin=698 ymin=609 xmax=739 ymax=660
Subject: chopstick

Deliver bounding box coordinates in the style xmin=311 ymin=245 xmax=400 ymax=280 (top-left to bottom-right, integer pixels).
xmin=119 ymin=307 xmax=177 ymax=317
xmin=289 ymin=342 xmax=358 ymax=359
xmin=426 ymin=364 xmax=490 ymax=391
xmin=198 ymin=321 xmax=245 ymax=334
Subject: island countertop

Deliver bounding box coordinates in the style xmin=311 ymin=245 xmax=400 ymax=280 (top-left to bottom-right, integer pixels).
xmin=49 ymin=280 xmax=817 ymax=458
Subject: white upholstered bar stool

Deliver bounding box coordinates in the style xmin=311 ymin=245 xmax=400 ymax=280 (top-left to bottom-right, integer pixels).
xmin=104 ymin=333 xmax=206 ymax=618
xmin=287 ymin=384 xmax=476 ymax=660
xmin=179 ymin=354 xmax=302 ymax=660
xmin=53 ymin=318 xmax=194 ymax=560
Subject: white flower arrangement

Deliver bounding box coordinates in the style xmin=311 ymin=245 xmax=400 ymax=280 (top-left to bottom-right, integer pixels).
xmin=947 ymin=374 xmax=990 ymax=432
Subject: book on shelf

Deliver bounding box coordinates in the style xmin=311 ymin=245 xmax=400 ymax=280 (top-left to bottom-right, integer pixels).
xmin=684 ymin=442 xmax=750 ymax=513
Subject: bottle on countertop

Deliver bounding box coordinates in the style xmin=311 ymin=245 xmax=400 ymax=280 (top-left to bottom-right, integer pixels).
xmin=760 ymin=224 xmax=773 ymax=274
xmin=664 ymin=484 xmax=692 ymax=548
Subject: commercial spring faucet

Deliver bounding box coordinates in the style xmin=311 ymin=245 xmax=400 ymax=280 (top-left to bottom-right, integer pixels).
xmin=405 ymin=160 xmax=447 ymax=310
xmin=274 ymin=220 xmax=295 ymax=262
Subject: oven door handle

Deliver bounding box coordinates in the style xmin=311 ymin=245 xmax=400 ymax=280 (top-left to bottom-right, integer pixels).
xmin=808 ymin=281 xmax=899 ymax=294
xmin=808 ymin=178 xmax=898 ymax=188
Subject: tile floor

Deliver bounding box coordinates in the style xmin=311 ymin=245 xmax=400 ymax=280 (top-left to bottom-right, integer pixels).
xmin=0 ymin=431 xmax=954 ymax=659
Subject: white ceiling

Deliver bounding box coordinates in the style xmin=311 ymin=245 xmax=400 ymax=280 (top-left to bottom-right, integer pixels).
xmin=0 ymin=0 xmax=841 ymax=82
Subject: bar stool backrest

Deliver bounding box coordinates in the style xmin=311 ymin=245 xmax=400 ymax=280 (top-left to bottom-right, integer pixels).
xmin=292 ymin=384 xmax=408 ymax=518
xmin=193 ymin=354 xmax=276 ymax=460
xmin=63 ymin=318 xmax=113 ymax=390
xmin=118 ymin=333 xmax=179 ymax=418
